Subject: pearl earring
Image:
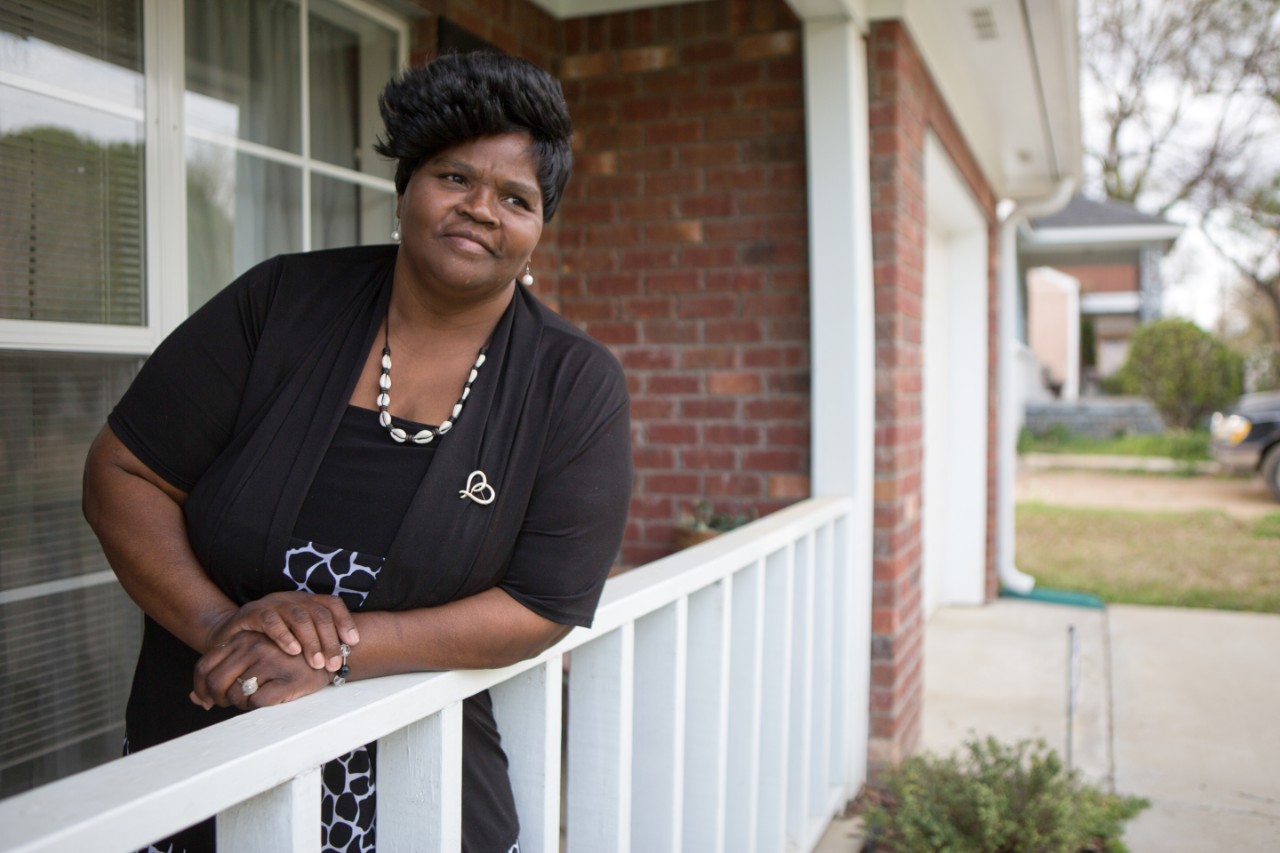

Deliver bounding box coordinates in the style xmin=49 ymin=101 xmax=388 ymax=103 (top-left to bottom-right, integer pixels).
xmin=520 ymin=263 xmax=534 ymax=287
xmin=392 ymin=220 xmax=401 ymax=243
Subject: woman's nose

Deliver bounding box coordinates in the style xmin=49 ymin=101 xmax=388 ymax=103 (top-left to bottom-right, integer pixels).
xmin=459 ymin=187 xmax=498 ymax=225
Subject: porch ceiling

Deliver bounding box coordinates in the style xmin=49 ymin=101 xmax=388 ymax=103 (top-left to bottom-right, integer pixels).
xmin=527 ymin=0 xmax=1081 ymax=203
xmin=867 ymin=0 xmax=1082 ymax=202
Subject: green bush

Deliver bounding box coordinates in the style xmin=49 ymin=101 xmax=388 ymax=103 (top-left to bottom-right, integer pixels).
xmin=1123 ymin=319 xmax=1242 ymax=430
xmin=861 ymin=738 xmax=1149 ymax=853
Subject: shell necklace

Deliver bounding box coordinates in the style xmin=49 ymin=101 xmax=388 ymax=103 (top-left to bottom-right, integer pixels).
xmin=377 ymin=312 xmax=489 ymax=445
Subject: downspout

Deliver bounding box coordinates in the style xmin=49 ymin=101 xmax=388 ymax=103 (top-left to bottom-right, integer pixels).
xmin=996 ymin=176 xmax=1075 ymax=594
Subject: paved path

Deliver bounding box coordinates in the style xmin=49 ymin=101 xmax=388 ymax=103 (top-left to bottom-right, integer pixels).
xmin=923 ymin=601 xmax=1280 ymax=852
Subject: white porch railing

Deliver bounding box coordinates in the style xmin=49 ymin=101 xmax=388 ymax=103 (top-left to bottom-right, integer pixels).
xmin=0 ymin=496 xmax=869 ymax=853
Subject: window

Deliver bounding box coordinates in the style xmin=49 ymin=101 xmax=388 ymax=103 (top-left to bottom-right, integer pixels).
xmin=0 ymin=0 xmax=404 ymax=796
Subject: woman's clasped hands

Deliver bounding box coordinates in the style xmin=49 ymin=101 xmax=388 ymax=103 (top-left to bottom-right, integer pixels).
xmin=189 ymin=591 xmax=359 ymax=711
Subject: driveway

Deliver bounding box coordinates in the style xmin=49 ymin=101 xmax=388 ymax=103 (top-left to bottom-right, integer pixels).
xmin=1016 ymin=462 xmax=1276 ymax=519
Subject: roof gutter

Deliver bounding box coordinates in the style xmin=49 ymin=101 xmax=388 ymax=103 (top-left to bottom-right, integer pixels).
xmin=996 ymin=176 xmax=1076 ymax=594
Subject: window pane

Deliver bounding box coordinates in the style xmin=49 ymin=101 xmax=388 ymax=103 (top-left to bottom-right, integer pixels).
xmin=309 ymin=0 xmax=396 ymax=178
xmin=0 ymin=85 xmax=146 ymax=325
xmin=187 ymin=140 xmax=302 ymax=309
xmin=0 ymin=0 xmax=143 ymax=107
xmin=0 ymin=350 xmax=143 ymax=796
xmin=184 ymin=0 xmax=302 ymax=153
xmin=312 ymin=173 xmax=395 ymax=251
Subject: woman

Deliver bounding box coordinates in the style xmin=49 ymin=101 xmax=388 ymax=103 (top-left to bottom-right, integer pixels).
xmin=82 ymin=52 xmax=631 ymax=853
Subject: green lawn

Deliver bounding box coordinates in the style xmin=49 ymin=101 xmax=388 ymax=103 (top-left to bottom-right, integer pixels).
xmin=1018 ymin=428 xmax=1211 ymax=461
xmin=1016 ymin=503 xmax=1280 ymax=614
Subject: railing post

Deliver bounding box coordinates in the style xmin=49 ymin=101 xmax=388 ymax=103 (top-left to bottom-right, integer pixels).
xmin=216 ymin=767 xmax=320 ymax=852
xmin=757 ymin=545 xmax=796 ymax=848
xmin=724 ymin=559 xmax=765 ymax=853
xmin=682 ymin=576 xmax=733 ymax=853
xmin=632 ymin=599 xmax=688 ymax=853
xmin=809 ymin=523 xmax=836 ymax=817
xmin=788 ymin=532 xmax=817 ymax=847
xmin=566 ymin=625 xmax=635 ymax=853
xmin=377 ymin=703 xmax=463 ymax=852
xmin=491 ymin=658 xmax=564 ymax=853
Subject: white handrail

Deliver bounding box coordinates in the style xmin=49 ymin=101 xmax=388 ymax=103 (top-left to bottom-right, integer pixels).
xmin=0 ymin=496 xmax=868 ymax=853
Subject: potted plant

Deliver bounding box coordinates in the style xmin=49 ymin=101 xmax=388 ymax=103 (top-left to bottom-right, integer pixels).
xmin=673 ymin=501 xmax=757 ymax=551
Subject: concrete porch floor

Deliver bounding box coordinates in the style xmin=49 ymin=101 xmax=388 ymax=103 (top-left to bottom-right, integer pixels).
xmin=816 ymin=599 xmax=1280 ymax=852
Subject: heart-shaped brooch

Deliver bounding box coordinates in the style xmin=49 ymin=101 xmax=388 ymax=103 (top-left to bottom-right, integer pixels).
xmin=459 ymin=470 xmax=496 ymax=506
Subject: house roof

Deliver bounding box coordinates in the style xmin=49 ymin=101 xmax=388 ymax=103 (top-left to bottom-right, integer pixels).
xmin=1020 ymin=194 xmax=1184 ymax=254
xmin=1030 ymin=195 xmax=1173 ymax=230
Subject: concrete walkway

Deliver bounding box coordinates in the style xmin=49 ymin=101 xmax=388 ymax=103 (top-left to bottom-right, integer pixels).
xmin=924 ymin=600 xmax=1280 ymax=852
xmin=816 ymin=599 xmax=1280 ymax=852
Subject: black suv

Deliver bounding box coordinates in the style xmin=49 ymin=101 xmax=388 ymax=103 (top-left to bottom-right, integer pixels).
xmin=1210 ymin=391 xmax=1280 ymax=502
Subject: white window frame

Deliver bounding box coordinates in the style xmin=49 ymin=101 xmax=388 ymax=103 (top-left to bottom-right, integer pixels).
xmin=0 ymin=0 xmax=408 ymax=356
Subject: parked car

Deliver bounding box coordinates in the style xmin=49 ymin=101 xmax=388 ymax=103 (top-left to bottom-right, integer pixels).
xmin=1210 ymin=391 xmax=1280 ymax=502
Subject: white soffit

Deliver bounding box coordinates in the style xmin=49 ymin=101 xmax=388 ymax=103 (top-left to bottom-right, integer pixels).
xmin=527 ymin=0 xmax=694 ymax=19
xmin=870 ymin=0 xmax=1081 ymax=202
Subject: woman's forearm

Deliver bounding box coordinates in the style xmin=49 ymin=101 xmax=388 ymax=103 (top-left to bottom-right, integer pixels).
xmin=345 ymin=587 xmax=571 ymax=679
xmin=83 ymin=426 xmax=238 ymax=654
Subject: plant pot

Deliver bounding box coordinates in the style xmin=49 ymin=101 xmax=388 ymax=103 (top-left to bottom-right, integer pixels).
xmin=673 ymin=527 xmax=720 ymax=551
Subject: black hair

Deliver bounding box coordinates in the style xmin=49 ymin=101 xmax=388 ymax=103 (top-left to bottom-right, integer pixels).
xmin=374 ymin=52 xmax=574 ymax=222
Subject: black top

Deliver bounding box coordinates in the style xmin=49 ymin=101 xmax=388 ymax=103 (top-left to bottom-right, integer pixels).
xmin=108 ymin=245 xmax=632 ymax=852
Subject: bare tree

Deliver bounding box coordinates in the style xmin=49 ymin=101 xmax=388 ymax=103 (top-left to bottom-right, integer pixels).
xmin=1082 ymin=0 xmax=1280 ymax=342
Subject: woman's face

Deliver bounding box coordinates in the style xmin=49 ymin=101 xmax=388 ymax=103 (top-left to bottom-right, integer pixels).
xmin=395 ymin=132 xmax=544 ymax=303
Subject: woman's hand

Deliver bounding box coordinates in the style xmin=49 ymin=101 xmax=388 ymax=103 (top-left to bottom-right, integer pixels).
xmin=190 ymin=630 xmax=332 ymax=711
xmin=207 ymin=591 xmax=360 ymax=672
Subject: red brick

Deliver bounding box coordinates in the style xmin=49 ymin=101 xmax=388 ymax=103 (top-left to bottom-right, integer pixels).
xmin=645 ymin=322 xmax=701 ymax=344
xmin=707 ymin=370 xmax=763 ymax=395
xmin=561 ymin=52 xmax=613 ymax=79
xmin=707 ymin=113 xmax=766 ymax=140
xmin=621 ymin=196 xmax=679 ymax=220
xmin=646 ymin=422 xmax=698 ymax=444
xmin=704 ymin=472 xmax=764 ymax=497
xmin=681 ymin=142 xmax=740 ymax=168
xmin=584 ymin=321 xmax=639 ymax=345
xmin=621 ymin=247 xmax=679 ymax=268
xmin=738 ymin=32 xmax=800 ymax=60
xmin=768 ymin=473 xmax=810 ymax=499
xmin=743 ymin=449 xmax=804 ymax=471
xmin=646 ymin=220 xmax=704 ymax=244
xmin=681 ymin=448 xmax=736 ymax=469
xmin=630 ymin=397 xmax=676 ymax=419
xmin=629 ymin=493 xmax=675 ymax=517
xmin=588 ymin=272 xmax=643 ymax=296
xmin=681 ymin=195 xmax=736 ymax=218
xmin=645 ymin=472 xmax=702 ymax=493
xmin=618 ymin=147 xmax=676 ymax=172
xmin=621 ymin=346 xmax=677 ymax=370
xmin=620 ymin=96 xmax=675 ymax=122
xmin=576 ymin=151 xmax=617 ymax=175
xmin=767 ymin=424 xmax=810 ymax=446
xmin=706 ymin=270 xmax=767 ymax=293
xmin=583 ymin=76 xmax=641 ymax=101
xmin=621 ymin=296 xmax=677 ymax=319
xmin=681 ymin=244 xmax=738 ymax=267
xmin=646 ymin=120 xmax=703 ymax=146
xmin=646 ymin=170 xmax=704 ymax=195
xmin=743 ymin=85 xmax=801 ymax=111
xmin=680 ymin=345 xmax=738 ymax=369
xmin=618 ymin=45 xmax=676 ymax=72
xmin=681 ymin=398 xmax=739 ymax=418
xmin=647 ymin=373 xmax=700 ymax=395
xmin=708 ymin=62 xmax=762 ymax=88
xmin=680 ymin=39 xmax=734 ymax=65
xmin=677 ymin=91 xmax=737 ymax=114
xmin=561 ymin=249 xmax=617 ymax=273
xmin=561 ymin=299 xmax=617 ymax=322
xmin=743 ymin=345 xmax=805 ymax=368
xmin=679 ymin=294 xmax=738 ymax=319
xmin=706 ymin=320 xmax=764 ymax=343
xmin=640 ymin=68 xmax=700 ymax=95
xmin=647 ymin=270 xmax=702 ymax=293
xmin=705 ymin=218 xmax=765 ymax=242
xmin=744 ymin=398 xmax=807 ymax=419
xmin=706 ymin=423 xmax=762 ymax=445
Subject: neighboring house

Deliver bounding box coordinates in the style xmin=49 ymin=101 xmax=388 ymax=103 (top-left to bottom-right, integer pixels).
xmin=0 ymin=0 xmax=1079 ymax=809
xmin=1018 ymin=194 xmax=1183 ymax=397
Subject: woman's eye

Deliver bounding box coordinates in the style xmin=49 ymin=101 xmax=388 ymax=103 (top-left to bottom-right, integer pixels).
xmin=506 ymin=195 xmax=531 ymax=209
xmin=442 ymin=173 xmax=465 ymax=185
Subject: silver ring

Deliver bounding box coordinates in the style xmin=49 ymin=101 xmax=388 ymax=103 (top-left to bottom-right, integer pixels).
xmin=239 ymin=676 xmax=259 ymax=697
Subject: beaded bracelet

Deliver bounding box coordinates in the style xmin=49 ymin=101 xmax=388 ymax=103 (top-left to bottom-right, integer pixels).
xmin=332 ymin=643 xmax=350 ymax=686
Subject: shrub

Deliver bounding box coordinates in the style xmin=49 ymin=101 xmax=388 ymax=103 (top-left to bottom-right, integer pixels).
xmin=1123 ymin=319 xmax=1242 ymax=430
xmin=861 ymin=738 xmax=1149 ymax=853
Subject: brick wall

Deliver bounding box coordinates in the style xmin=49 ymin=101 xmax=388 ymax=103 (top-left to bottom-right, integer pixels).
xmin=554 ymin=0 xmax=812 ymax=566
xmin=867 ymin=20 xmax=999 ymax=771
